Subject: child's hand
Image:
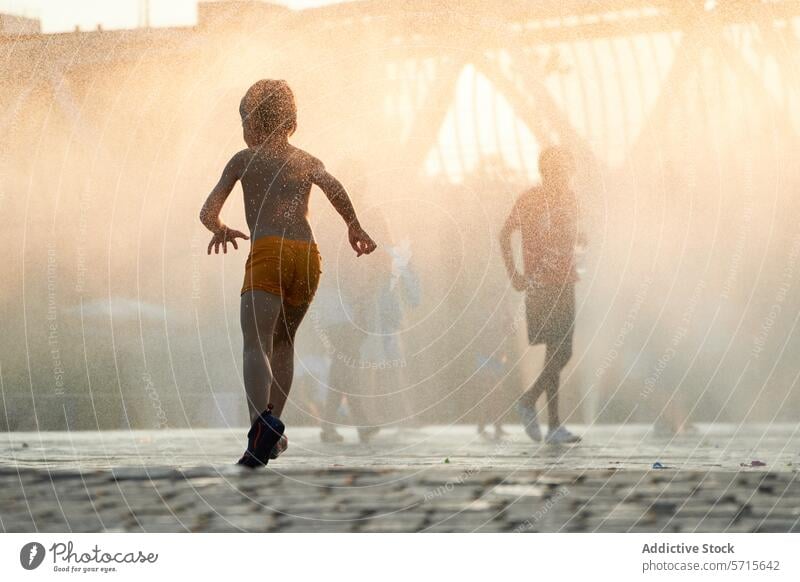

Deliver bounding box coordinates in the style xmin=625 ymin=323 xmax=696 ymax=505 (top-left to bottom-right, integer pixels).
xmin=348 ymin=225 xmax=377 ymax=257
xmin=511 ymin=271 xmax=528 ymax=291
xmin=207 ymin=227 xmax=249 ymax=255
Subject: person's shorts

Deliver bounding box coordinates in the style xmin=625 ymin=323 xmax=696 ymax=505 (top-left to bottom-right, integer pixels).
xmin=241 ymin=236 xmax=322 ymax=307
xmin=525 ymin=283 xmax=575 ymax=355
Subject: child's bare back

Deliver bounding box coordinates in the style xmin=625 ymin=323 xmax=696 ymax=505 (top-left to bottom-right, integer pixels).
xmin=231 ymin=144 xmax=342 ymax=243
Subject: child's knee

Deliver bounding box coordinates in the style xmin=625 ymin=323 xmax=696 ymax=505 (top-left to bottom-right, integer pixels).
xmin=272 ymin=325 xmax=296 ymax=345
xmin=242 ymin=334 xmax=270 ymax=356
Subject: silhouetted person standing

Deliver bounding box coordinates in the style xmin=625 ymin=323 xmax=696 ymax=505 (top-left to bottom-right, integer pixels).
xmin=500 ymin=146 xmax=582 ymax=444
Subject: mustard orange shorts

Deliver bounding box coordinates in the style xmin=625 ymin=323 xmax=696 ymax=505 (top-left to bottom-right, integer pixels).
xmin=241 ymin=236 xmax=322 ymax=307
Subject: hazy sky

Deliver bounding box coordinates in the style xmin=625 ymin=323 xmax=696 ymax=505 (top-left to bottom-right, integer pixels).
xmin=0 ymin=0 xmax=344 ymax=32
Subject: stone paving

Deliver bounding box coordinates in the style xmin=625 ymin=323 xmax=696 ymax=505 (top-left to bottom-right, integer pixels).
xmin=1 ymin=424 xmax=799 ymax=532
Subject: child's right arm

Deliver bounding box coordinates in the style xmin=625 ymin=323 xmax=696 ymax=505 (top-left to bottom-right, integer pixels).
xmin=500 ymin=196 xmax=527 ymax=291
xmin=199 ymin=151 xmax=250 ymax=255
xmin=310 ymin=158 xmax=377 ymax=257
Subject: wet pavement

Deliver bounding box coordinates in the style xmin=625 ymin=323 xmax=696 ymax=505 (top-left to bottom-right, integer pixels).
xmin=1 ymin=424 xmax=799 ymax=532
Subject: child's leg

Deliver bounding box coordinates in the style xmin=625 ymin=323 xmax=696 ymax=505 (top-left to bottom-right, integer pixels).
xmin=323 ymin=324 xmax=368 ymax=429
xmin=240 ymin=290 xmax=283 ymax=424
xmin=268 ymin=301 xmax=310 ymax=418
xmin=521 ymin=343 xmax=569 ymax=426
xmin=521 ymin=361 xmax=550 ymax=409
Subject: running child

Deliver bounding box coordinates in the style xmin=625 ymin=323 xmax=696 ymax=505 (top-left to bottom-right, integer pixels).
xmin=200 ymin=79 xmax=377 ymax=467
xmin=499 ymin=146 xmax=582 ymax=444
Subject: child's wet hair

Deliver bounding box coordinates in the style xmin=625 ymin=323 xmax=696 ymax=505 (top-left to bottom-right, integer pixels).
xmin=538 ymin=145 xmax=575 ymax=176
xmin=240 ymin=79 xmax=298 ymax=140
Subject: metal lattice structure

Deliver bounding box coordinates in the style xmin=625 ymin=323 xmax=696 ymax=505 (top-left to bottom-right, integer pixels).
xmin=3 ymin=1 xmax=800 ymax=179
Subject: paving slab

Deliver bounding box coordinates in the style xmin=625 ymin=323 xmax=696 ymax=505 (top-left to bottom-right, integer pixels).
xmin=1 ymin=424 xmax=799 ymax=532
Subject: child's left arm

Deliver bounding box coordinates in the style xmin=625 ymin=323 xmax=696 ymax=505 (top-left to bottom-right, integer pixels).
xmin=310 ymin=158 xmax=377 ymax=257
xmin=199 ymin=151 xmax=250 ymax=254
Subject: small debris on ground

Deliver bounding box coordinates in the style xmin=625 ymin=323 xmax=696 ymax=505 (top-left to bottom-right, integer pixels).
xmin=740 ymin=460 xmax=767 ymax=468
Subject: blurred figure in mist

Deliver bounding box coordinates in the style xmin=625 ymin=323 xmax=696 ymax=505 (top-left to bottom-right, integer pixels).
xmin=644 ymin=296 xmax=702 ymax=438
xmin=645 ymin=162 xmax=700 ymax=437
xmin=372 ymin=233 xmax=421 ymax=428
xmin=472 ymin=352 xmax=512 ymax=441
xmin=319 ymin=167 xmax=420 ymax=443
xmin=465 ymin=304 xmax=525 ymax=441
xmin=500 ymin=146 xmax=584 ymax=445
xmin=317 ymin=258 xmax=382 ymax=443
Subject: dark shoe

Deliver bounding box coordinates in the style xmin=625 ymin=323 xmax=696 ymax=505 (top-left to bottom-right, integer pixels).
xmin=237 ymin=405 xmax=285 ymax=468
